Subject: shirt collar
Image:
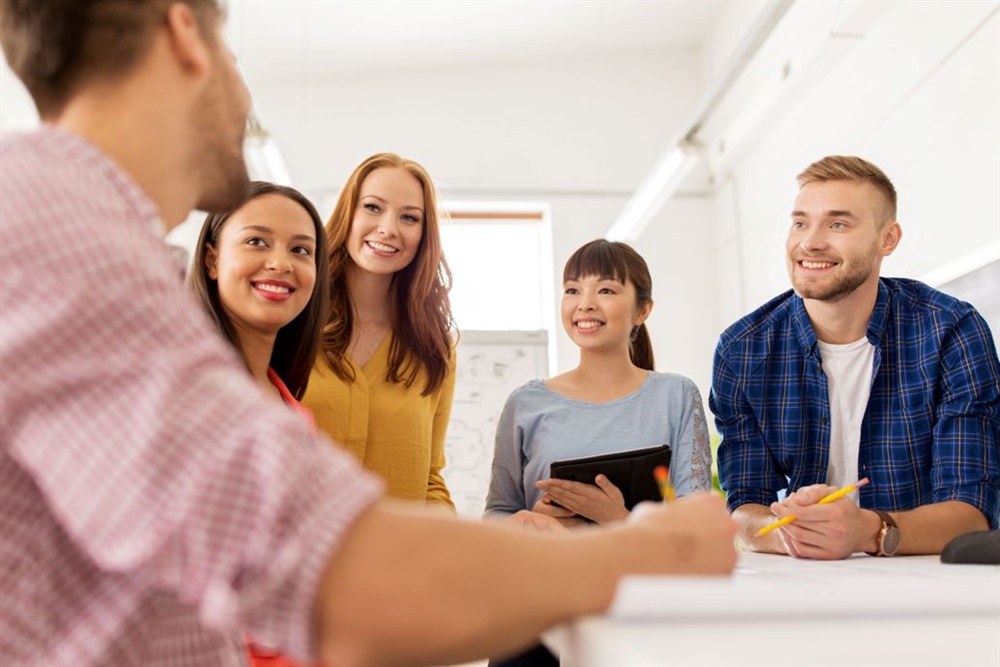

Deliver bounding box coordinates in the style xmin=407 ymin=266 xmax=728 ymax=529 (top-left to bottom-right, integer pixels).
xmin=790 ymin=278 xmax=890 ymax=354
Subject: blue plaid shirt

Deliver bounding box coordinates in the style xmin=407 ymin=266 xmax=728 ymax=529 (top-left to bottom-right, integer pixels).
xmin=710 ymin=278 xmax=1000 ymax=528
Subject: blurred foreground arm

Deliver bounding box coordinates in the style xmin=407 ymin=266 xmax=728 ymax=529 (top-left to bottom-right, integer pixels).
xmin=316 ymin=493 xmax=737 ymax=667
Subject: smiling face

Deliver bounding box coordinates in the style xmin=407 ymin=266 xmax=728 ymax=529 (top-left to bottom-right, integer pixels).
xmin=561 ymin=274 xmax=650 ymax=354
xmin=205 ymin=193 xmax=318 ymax=342
xmin=345 ymin=167 xmax=425 ymax=278
xmin=786 ymin=179 xmax=900 ymax=303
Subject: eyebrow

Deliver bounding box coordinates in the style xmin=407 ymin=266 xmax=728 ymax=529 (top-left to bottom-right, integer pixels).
xmin=791 ymin=209 xmax=858 ymax=219
xmin=238 ymin=225 xmax=316 ymax=242
xmin=361 ymin=194 xmax=424 ymax=213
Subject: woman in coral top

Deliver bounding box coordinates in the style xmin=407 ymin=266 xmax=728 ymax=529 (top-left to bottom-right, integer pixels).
xmin=301 ymin=153 xmax=457 ymax=512
xmin=190 ymin=181 xmax=329 ymax=667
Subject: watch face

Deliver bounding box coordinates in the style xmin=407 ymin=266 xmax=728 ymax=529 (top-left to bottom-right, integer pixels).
xmin=882 ymin=526 xmax=902 ymax=556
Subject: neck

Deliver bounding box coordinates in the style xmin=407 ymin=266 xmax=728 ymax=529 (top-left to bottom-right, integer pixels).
xmin=233 ymin=327 xmax=278 ymax=387
xmin=803 ymin=276 xmax=879 ymax=344
xmin=54 ymin=82 xmax=196 ymax=230
xmin=346 ymin=264 xmax=395 ymax=325
xmin=575 ymin=347 xmax=645 ymax=386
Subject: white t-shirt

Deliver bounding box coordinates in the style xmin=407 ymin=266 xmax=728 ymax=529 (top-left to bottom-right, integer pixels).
xmin=818 ymin=336 xmax=875 ymax=499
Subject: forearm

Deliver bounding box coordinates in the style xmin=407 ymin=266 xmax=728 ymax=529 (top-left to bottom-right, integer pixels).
xmin=871 ymin=500 xmax=989 ymax=555
xmin=315 ymin=500 xmax=628 ymax=667
xmin=732 ymin=503 xmax=787 ymax=554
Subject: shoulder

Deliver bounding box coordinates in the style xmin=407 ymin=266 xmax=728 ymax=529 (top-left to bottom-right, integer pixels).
xmin=882 ymin=277 xmax=980 ymax=324
xmin=643 ymin=373 xmax=706 ymax=414
xmin=645 ymin=371 xmax=701 ymax=396
xmin=716 ymin=290 xmax=798 ymax=356
xmin=1 ymin=129 xmax=159 ymax=250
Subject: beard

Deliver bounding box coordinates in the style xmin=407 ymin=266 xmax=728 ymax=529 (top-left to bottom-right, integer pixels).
xmin=191 ymin=58 xmax=251 ymax=214
xmin=789 ymin=248 xmax=879 ymax=302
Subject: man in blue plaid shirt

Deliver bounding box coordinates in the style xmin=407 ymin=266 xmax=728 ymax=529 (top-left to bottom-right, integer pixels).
xmin=711 ymin=155 xmax=999 ymax=560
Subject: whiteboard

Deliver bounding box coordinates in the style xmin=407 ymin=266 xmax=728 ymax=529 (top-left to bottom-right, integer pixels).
xmin=444 ymin=330 xmax=549 ymax=518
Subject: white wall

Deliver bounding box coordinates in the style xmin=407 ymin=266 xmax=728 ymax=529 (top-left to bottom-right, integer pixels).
xmin=244 ymin=49 xmax=713 ymax=378
xmin=707 ymin=1 xmax=1000 ymax=327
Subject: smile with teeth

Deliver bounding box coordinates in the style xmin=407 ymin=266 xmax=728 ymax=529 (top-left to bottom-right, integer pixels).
xmin=575 ymin=319 xmax=604 ymax=330
xmin=800 ymin=260 xmax=836 ymax=270
xmin=367 ymin=240 xmax=399 ymax=254
xmin=253 ymin=282 xmax=292 ymax=294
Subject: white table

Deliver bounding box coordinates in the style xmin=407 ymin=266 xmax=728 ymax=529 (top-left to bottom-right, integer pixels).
xmin=544 ymin=552 xmax=1000 ymax=666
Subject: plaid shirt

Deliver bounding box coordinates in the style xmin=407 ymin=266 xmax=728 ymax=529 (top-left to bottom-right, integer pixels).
xmin=0 ymin=128 xmax=383 ymax=666
xmin=710 ymin=278 xmax=1000 ymax=527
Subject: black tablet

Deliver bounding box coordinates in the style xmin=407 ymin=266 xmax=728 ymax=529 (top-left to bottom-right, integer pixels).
xmin=549 ymin=444 xmax=672 ymax=510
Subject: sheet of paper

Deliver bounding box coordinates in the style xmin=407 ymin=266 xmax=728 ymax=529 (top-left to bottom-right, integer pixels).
xmin=610 ymin=552 xmax=1000 ymax=620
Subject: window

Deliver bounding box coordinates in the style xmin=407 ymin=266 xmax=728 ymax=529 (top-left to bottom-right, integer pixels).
xmin=440 ymin=202 xmax=554 ymax=334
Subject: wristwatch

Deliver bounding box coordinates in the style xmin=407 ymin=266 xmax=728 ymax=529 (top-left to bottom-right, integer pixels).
xmin=867 ymin=510 xmax=900 ymax=557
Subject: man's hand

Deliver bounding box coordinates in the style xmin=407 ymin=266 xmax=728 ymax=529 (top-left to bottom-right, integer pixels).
xmin=770 ymin=484 xmax=879 ymax=559
xmin=535 ymin=475 xmax=629 ymax=525
xmin=625 ymin=493 xmax=739 ymax=575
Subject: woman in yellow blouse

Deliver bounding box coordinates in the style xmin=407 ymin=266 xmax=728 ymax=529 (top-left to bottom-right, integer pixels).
xmin=301 ymin=153 xmax=456 ymax=510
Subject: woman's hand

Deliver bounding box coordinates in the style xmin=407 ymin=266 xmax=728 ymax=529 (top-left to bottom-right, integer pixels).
xmin=534 ymin=475 xmax=629 ymax=525
xmin=530 ymin=497 xmax=589 ymax=528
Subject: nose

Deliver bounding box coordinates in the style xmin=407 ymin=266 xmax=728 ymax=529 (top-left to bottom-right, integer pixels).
xmin=576 ymin=292 xmax=596 ymax=311
xmin=800 ymin=226 xmax=827 ymax=252
xmin=265 ymin=250 xmax=292 ymax=273
xmin=376 ymin=215 xmax=400 ymax=238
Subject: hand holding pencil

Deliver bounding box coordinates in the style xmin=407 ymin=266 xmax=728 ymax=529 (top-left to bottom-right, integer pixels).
xmin=756 ymin=478 xmax=870 ymax=536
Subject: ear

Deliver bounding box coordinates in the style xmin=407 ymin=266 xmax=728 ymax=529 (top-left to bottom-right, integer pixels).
xmin=163 ymin=3 xmax=213 ymax=78
xmin=204 ymin=244 xmax=219 ymax=280
xmin=635 ymin=299 xmax=654 ymax=326
xmin=880 ymin=221 xmax=902 ymax=256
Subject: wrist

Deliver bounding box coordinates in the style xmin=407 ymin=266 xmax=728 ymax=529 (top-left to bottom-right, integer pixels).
xmin=861 ymin=509 xmax=882 ymax=553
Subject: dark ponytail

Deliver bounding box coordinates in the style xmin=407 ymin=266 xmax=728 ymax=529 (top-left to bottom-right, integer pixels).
xmin=630 ymin=323 xmax=655 ymax=371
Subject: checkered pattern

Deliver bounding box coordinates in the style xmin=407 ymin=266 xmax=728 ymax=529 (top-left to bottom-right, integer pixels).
xmin=0 ymin=128 xmax=383 ymax=666
xmin=710 ymin=279 xmax=1000 ymax=527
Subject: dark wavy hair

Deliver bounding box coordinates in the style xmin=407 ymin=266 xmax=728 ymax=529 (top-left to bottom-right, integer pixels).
xmin=563 ymin=239 xmax=655 ymax=371
xmin=189 ymin=180 xmax=329 ymax=399
xmin=321 ymin=153 xmax=455 ymax=396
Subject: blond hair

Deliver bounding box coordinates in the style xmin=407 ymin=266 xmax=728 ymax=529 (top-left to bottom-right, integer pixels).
xmin=797 ymin=155 xmax=897 ymax=226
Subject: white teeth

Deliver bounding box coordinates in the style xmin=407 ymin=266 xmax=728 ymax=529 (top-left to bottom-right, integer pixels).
xmin=255 ymin=283 xmax=290 ymax=294
xmin=576 ymin=320 xmax=602 ymax=329
xmin=802 ymin=261 xmax=834 ymax=269
xmin=368 ymin=241 xmax=398 ymax=253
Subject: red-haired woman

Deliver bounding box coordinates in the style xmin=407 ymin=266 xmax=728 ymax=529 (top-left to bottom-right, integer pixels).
xmin=301 ymin=153 xmax=456 ymax=511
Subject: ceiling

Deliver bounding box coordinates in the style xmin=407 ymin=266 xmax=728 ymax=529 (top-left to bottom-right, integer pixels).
xmin=225 ymin=0 xmax=721 ymax=83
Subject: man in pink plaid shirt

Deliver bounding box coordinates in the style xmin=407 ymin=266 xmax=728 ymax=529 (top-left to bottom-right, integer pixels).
xmin=0 ymin=2 xmax=737 ymax=666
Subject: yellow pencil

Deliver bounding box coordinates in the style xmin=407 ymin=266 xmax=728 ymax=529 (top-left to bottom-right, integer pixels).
xmin=653 ymin=465 xmax=676 ymax=502
xmin=756 ymin=478 xmax=870 ymax=536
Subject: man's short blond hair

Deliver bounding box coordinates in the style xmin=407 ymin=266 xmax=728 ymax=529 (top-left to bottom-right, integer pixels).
xmin=797 ymin=155 xmax=897 ymax=227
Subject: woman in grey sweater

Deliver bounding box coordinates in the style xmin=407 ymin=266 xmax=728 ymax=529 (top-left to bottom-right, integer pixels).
xmin=485 ymin=239 xmax=713 ymax=526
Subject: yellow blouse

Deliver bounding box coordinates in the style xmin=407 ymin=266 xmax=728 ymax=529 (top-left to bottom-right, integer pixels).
xmin=302 ymin=335 xmax=456 ymax=510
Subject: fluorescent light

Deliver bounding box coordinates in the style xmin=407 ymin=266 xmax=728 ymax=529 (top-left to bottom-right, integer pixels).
xmin=244 ymin=112 xmax=293 ymax=186
xmin=605 ymin=141 xmax=702 ymax=242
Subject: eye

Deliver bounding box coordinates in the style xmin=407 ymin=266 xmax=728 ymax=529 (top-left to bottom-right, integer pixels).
xmin=563 ymin=287 xmax=579 ymax=295
xmin=831 ymin=221 xmax=847 ymax=230
xmin=401 ymin=213 xmax=421 ymax=224
xmin=599 ymin=287 xmax=616 ymax=295
xmin=292 ymin=245 xmax=313 ymax=256
xmin=363 ymin=202 xmax=381 ymax=213
xmin=245 ymin=237 xmax=267 ymax=247
xmin=791 ymin=221 xmax=805 ymax=230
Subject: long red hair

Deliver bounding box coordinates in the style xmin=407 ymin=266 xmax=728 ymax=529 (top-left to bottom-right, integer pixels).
xmin=321 ymin=153 xmax=454 ymax=395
